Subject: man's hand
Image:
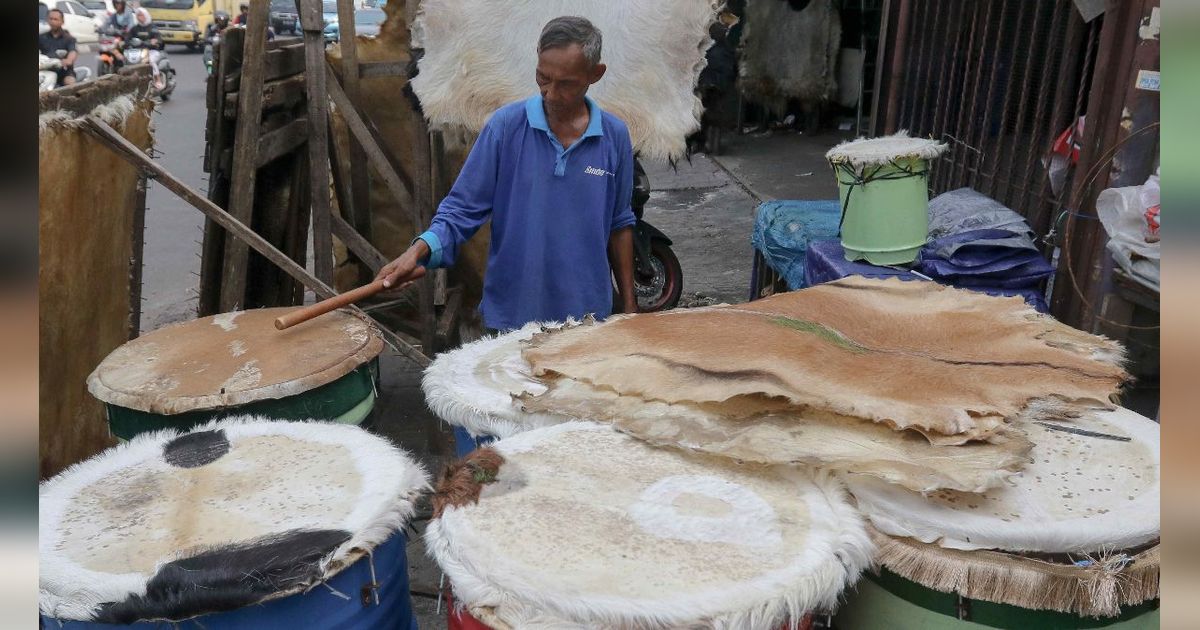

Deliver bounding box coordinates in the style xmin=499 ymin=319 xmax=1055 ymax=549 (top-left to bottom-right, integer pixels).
xmin=376 ymin=239 xmax=431 ymax=288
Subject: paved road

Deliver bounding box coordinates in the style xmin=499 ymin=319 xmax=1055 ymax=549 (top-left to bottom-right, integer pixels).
xmin=79 ymin=45 xmax=213 ymax=332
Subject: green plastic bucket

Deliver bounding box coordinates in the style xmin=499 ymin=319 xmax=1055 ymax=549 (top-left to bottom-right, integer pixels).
xmin=104 ymin=358 xmax=379 ymax=440
xmin=833 ymin=156 xmax=930 ymax=266
xmin=835 ymin=569 xmax=1160 ymax=630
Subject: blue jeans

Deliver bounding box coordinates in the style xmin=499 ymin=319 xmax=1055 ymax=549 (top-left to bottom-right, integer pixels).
xmin=453 ymin=425 xmax=495 ymax=458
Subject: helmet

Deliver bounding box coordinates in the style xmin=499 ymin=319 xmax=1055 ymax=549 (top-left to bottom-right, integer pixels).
xmin=214 ymin=11 xmax=230 ymax=27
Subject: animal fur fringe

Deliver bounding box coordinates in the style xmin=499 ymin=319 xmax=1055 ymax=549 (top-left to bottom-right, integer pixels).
xmin=39 ymin=94 xmax=144 ymax=133
xmin=868 ymin=527 xmax=1159 ymax=618
xmin=433 ymin=448 xmax=505 ymax=518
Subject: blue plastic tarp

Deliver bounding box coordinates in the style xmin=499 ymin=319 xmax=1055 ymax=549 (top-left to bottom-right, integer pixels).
xmin=804 ymin=239 xmax=1050 ymax=312
xmin=751 ymin=199 xmax=843 ymax=291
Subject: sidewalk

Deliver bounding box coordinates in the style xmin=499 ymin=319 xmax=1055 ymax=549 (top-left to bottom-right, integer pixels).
xmin=377 ymin=128 xmax=854 ymax=629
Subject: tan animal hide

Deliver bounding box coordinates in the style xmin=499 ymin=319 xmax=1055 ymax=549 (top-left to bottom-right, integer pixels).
xmin=523 ymin=277 xmax=1127 ymax=441
xmin=410 ymin=0 xmax=723 ymax=161
xmin=518 ymin=378 xmax=1031 ymax=493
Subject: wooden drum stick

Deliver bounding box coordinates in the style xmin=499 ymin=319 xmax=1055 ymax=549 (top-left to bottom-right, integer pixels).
xmin=273 ymin=267 xmax=427 ymax=330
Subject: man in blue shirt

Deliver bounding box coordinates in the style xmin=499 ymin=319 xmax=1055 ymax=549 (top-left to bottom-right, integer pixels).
xmin=377 ymin=16 xmax=637 ymax=332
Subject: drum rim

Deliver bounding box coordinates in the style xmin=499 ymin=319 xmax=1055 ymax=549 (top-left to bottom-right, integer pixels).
xmin=825 ymin=131 xmax=948 ymax=168
xmin=86 ymin=308 xmax=384 ymax=414
xmin=39 ymin=418 xmax=429 ymax=622
xmin=428 ymin=422 xmax=874 ymax=629
xmin=867 ymin=526 xmax=1160 ymax=619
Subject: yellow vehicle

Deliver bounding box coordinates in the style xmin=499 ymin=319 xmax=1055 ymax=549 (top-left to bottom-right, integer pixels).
xmin=141 ymin=0 xmax=236 ymax=50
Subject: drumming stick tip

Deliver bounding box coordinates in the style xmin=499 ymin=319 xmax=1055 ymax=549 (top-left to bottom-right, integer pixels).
xmin=273 ymin=318 xmax=287 ymax=331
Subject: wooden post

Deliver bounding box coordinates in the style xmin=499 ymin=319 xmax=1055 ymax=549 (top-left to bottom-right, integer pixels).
xmin=220 ymin=0 xmax=271 ymax=311
xmin=84 ymin=116 xmax=431 ymax=367
xmin=337 ymin=0 xmax=372 ymax=244
xmin=128 ymin=174 xmax=148 ymax=338
xmin=411 ymin=126 xmax=438 ymax=355
xmin=299 ymin=0 xmax=334 ymax=284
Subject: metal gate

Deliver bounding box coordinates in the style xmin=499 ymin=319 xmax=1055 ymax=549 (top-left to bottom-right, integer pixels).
xmin=871 ymin=0 xmax=1102 ymax=241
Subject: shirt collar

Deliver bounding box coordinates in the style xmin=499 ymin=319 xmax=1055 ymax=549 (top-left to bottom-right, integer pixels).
xmin=525 ymin=95 xmax=604 ymax=139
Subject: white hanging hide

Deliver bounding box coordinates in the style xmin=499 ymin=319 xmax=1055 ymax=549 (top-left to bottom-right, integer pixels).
xmin=410 ymin=0 xmax=722 ymax=161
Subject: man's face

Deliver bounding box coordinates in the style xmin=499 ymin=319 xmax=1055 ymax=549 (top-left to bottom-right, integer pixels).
xmin=137 ymin=11 xmax=150 ymax=25
xmin=535 ymin=44 xmax=605 ymax=117
xmin=47 ymin=11 xmax=64 ymax=32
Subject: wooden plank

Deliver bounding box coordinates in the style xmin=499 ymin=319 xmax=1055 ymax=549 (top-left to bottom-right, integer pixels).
xmin=255 ymin=117 xmax=309 ymax=168
xmin=199 ymin=25 xmax=244 ymax=316
xmin=84 ymin=115 xmax=431 ymax=367
xmin=222 ymin=43 xmax=307 ymax=92
xmin=435 ymin=286 xmax=462 ymax=341
xmin=359 ymin=60 xmax=410 ymax=79
xmin=301 ymin=7 xmax=334 ymax=286
xmin=128 ymin=175 xmax=148 ymax=338
xmin=326 ymin=62 xmax=417 ymax=208
xmin=330 ymin=211 xmax=389 ymax=273
xmin=336 ymin=0 xmax=372 ymax=245
xmin=224 ymin=73 xmax=307 ymax=117
xmin=412 ymin=126 xmax=438 ymax=355
xmin=219 ymin=0 xmax=271 ymax=311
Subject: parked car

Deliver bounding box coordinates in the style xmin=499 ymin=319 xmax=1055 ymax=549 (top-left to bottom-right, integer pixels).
xmin=39 ymin=0 xmax=99 ymax=44
xmin=322 ymin=8 xmax=384 ymax=43
xmin=322 ymin=0 xmax=337 ymax=26
xmin=79 ymin=0 xmax=113 ymax=29
xmin=269 ymin=0 xmax=298 ymax=35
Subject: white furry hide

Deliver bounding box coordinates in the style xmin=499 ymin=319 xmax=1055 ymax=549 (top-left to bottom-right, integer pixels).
xmin=844 ymin=406 xmax=1160 ymax=554
xmin=411 ymin=0 xmax=722 ymax=161
xmin=426 ymin=422 xmax=873 ymax=628
xmin=421 ymin=321 xmax=568 ymax=439
xmin=739 ymin=0 xmax=841 ymax=113
xmin=39 ymin=417 xmax=429 ymax=621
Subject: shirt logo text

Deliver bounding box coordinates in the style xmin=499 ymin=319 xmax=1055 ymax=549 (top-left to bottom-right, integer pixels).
xmin=584 ymin=166 xmax=614 ymax=177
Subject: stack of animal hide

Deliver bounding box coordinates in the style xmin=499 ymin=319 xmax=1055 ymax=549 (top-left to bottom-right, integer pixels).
xmin=517 ymin=277 xmax=1128 ymax=492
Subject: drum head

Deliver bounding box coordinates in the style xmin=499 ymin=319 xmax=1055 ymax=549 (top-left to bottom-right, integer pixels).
xmin=88 ymin=308 xmax=384 ymax=414
xmin=40 ymin=418 xmax=428 ymax=623
xmin=422 ymin=322 xmax=566 ymax=439
xmin=825 ymin=131 xmax=947 ymax=168
xmin=428 ymin=422 xmax=873 ymax=629
xmin=845 ymin=407 xmax=1160 ymax=553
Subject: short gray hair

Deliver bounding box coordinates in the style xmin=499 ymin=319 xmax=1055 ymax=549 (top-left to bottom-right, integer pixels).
xmin=538 ymin=16 xmax=602 ymax=66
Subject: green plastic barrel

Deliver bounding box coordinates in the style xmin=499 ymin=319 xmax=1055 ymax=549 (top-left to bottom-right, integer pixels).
xmin=835 ymin=569 xmax=1159 ymax=630
xmin=834 ymin=157 xmax=930 ymax=265
xmin=88 ymin=307 xmax=385 ymax=440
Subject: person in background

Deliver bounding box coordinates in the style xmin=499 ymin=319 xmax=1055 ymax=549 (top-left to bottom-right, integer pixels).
xmin=125 ymin=8 xmax=165 ymax=90
xmin=233 ymin=3 xmax=276 ymax=40
xmin=38 ymin=9 xmax=78 ymax=87
xmin=106 ymin=0 xmax=136 ymax=34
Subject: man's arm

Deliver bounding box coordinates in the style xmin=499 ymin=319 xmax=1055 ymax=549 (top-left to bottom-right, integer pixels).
xmin=609 ymin=227 xmax=636 ymax=313
xmin=377 ymin=122 xmax=503 ymax=287
xmin=64 ymin=35 xmax=78 ymax=67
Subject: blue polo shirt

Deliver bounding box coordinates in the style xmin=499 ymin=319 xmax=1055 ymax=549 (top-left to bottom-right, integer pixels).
xmin=417 ymin=95 xmax=636 ymax=331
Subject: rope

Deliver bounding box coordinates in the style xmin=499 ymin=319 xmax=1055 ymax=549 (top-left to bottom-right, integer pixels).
xmin=831 ymin=158 xmax=929 ymax=231
xmin=1057 ymin=122 xmax=1161 ymax=332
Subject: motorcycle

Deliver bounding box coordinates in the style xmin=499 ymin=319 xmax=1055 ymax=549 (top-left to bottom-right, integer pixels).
xmin=613 ymin=159 xmax=684 ymax=313
xmin=203 ymin=32 xmax=220 ymax=75
xmin=39 ymin=50 xmax=91 ymax=92
xmin=96 ymin=28 xmax=124 ymax=77
xmin=125 ymin=37 xmax=177 ymax=101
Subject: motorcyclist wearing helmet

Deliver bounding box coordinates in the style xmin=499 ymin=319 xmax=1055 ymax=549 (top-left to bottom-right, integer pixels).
xmin=205 ymin=11 xmax=231 ymax=42
xmin=124 ymin=8 xmax=166 ymax=90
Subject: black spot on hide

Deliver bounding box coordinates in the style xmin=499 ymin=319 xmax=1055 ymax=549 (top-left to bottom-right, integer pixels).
xmin=163 ymin=429 xmax=230 ymax=468
xmin=93 ymin=529 xmax=353 ymax=624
